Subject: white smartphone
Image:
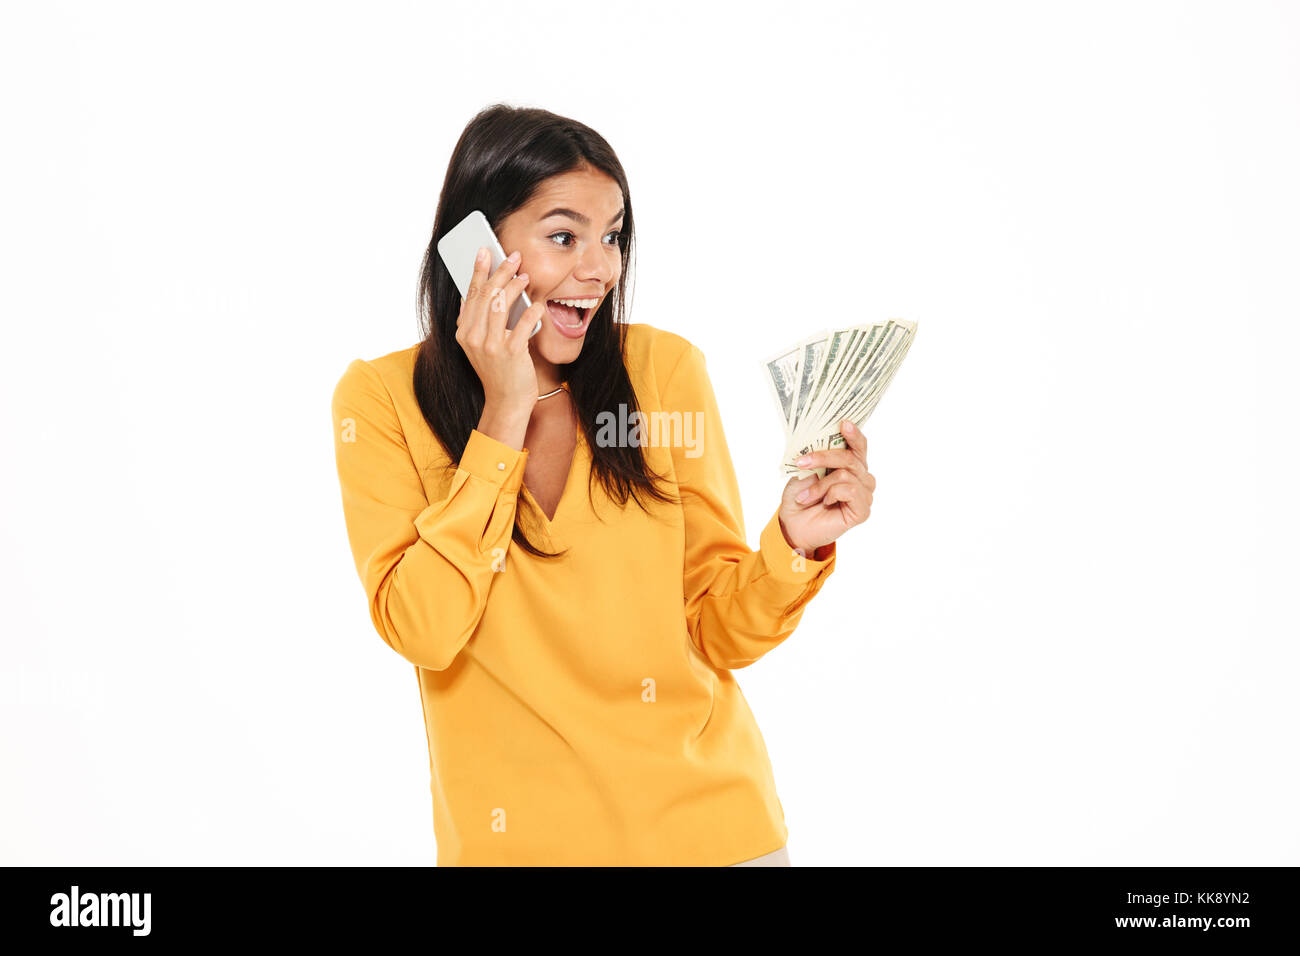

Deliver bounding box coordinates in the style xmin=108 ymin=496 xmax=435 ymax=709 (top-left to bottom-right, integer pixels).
xmin=437 ymin=210 xmax=543 ymax=337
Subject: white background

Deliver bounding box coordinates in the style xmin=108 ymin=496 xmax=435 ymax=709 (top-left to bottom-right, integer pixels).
xmin=2 ymin=0 xmax=1296 ymax=866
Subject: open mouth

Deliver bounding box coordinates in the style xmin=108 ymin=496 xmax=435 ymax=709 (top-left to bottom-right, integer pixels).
xmin=546 ymin=297 xmax=599 ymax=332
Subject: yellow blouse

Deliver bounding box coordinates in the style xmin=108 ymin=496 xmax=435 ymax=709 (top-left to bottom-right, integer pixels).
xmin=331 ymin=322 xmax=837 ymax=865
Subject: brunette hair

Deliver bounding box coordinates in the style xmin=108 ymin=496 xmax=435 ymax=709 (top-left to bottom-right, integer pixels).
xmin=414 ymin=103 xmax=679 ymax=557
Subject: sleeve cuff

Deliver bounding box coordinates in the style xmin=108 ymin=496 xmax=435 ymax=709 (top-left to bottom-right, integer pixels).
xmin=758 ymin=510 xmax=836 ymax=585
xmin=459 ymin=428 xmax=529 ymax=492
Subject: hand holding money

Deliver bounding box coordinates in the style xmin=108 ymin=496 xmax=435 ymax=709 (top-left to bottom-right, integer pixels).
xmin=777 ymin=418 xmax=876 ymax=555
xmin=762 ymin=319 xmax=918 ymax=478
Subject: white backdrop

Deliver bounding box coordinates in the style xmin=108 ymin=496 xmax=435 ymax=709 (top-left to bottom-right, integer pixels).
xmin=2 ymin=0 xmax=1296 ymax=866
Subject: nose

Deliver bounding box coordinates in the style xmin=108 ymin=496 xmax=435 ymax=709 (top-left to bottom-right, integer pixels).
xmin=574 ymin=240 xmax=615 ymax=289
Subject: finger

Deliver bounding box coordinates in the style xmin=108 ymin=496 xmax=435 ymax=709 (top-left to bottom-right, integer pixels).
xmin=488 ymin=271 xmax=531 ymax=342
xmin=459 ymin=247 xmax=492 ymax=329
xmin=806 ymin=468 xmax=857 ymax=504
xmin=785 ymin=474 xmax=822 ymax=508
xmin=506 ymin=299 xmax=547 ymax=352
xmin=467 ymin=245 xmax=490 ymax=288
xmin=839 ymin=419 xmax=868 ymax=468
xmin=797 ymin=446 xmax=867 ymax=481
xmin=804 ymin=463 xmax=874 ymax=506
xmin=464 ymin=249 xmax=523 ymax=332
xmin=489 ymin=250 xmax=524 ymax=291
xmin=823 ymin=478 xmax=870 ymax=522
xmin=821 ymin=477 xmax=859 ymax=508
xmin=794 ymin=473 xmax=836 ymax=506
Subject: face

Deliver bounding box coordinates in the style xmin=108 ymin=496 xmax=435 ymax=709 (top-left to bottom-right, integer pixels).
xmin=495 ymin=166 xmax=624 ymax=377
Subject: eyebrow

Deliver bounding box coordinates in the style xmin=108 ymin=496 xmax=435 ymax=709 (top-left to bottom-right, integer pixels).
xmin=538 ymin=206 xmax=625 ymax=227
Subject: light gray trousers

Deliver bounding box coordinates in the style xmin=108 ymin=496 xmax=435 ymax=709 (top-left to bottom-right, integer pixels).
xmin=729 ymin=845 xmax=790 ymax=866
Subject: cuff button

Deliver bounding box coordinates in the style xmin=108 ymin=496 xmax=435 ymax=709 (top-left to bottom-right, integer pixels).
xmin=497 ymin=461 xmax=505 ymax=470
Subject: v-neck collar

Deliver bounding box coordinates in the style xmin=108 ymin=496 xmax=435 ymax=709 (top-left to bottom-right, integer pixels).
xmin=520 ymin=416 xmax=585 ymax=534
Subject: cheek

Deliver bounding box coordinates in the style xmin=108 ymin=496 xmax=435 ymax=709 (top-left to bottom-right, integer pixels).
xmin=522 ymin=262 xmax=559 ymax=295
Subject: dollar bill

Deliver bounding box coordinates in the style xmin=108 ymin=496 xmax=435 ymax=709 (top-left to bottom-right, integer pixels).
xmin=763 ymin=319 xmax=918 ymax=476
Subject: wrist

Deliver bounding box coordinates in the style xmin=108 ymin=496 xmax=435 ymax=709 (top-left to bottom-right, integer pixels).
xmin=778 ymin=516 xmax=825 ymax=558
xmin=774 ymin=520 xmax=816 ymax=556
xmin=478 ymin=401 xmax=533 ymax=451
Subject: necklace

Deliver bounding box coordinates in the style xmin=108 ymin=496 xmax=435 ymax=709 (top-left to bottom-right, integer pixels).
xmin=538 ymin=383 xmax=566 ymax=400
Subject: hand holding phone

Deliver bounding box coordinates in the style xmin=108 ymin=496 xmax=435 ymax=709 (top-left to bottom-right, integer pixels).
xmin=453 ymin=243 xmax=545 ymax=418
xmin=438 ymin=210 xmax=544 ymax=338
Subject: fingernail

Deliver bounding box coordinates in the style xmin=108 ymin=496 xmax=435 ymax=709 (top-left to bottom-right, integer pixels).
xmin=476 ymin=247 xmax=486 ymax=263
xmin=507 ymin=251 xmax=520 ymax=262
xmin=796 ymin=490 xmax=809 ymax=502
xmin=517 ymin=272 xmax=528 ymax=281
xmin=844 ymin=421 xmax=856 ymax=433
xmin=796 ymin=456 xmax=811 ymax=467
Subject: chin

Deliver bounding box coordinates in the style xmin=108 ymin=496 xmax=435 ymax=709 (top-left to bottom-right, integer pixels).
xmin=534 ymin=328 xmax=587 ymax=363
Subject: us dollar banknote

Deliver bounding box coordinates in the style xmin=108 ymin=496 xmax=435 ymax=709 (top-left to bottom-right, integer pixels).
xmin=763 ymin=319 xmax=918 ymax=478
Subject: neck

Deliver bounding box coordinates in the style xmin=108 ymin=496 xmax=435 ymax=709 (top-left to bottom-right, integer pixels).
xmin=534 ymin=354 xmax=565 ymax=395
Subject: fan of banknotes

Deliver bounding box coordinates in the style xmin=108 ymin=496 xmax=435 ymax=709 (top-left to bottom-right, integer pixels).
xmin=762 ymin=319 xmax=918 ymax=478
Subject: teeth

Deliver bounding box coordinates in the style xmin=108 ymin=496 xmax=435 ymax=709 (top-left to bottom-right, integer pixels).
xmin=548 ymin=297 xmax=592 ymax=328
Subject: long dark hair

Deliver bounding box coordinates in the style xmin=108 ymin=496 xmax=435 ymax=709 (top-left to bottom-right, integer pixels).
xmin=414 ymin=104 xmax=679 ymax=557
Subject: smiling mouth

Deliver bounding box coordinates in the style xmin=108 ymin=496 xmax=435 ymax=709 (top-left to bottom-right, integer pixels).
xmin=546 ymin=298 xmax=598 ymax=327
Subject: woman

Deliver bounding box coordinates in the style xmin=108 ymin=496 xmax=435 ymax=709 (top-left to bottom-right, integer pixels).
xmin=331 ymin=104 xmax=876 ymax=866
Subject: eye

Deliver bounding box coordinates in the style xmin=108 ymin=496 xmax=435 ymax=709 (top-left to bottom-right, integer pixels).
xmin=547 ymin=230 xmax=624 ymax=247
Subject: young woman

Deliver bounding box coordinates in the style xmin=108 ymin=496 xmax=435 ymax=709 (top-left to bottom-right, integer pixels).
xmin=331 ymin=104 xmax=876 ymax=866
